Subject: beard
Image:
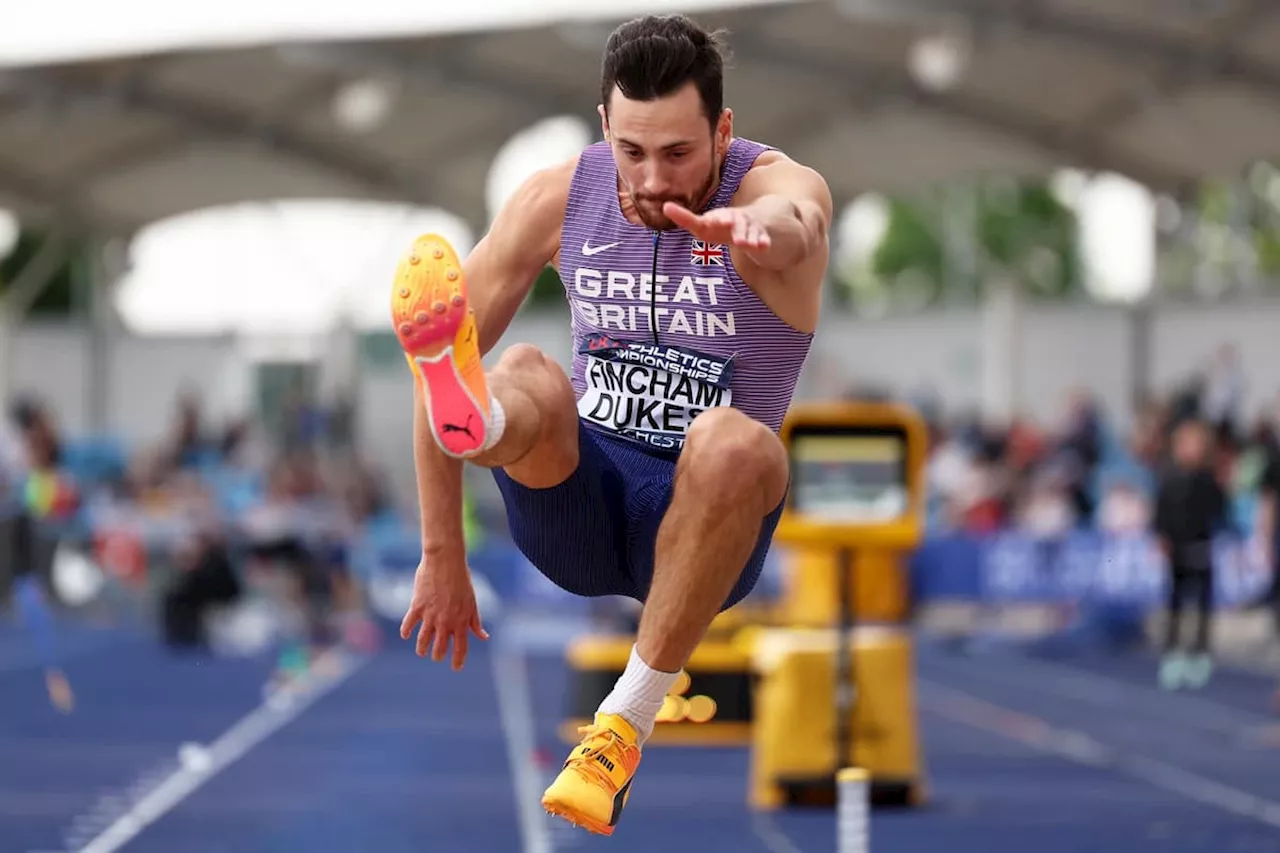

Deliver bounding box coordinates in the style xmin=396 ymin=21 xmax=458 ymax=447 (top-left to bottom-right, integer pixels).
xmin=628 ymin=150 xmax=720 ymax=231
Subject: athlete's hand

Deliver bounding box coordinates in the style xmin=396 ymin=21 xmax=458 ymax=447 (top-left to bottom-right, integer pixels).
xmin=400 ymin=555 xmax=489 ymax=671
xmin=663 ymin=202 xmax=771 ymax=250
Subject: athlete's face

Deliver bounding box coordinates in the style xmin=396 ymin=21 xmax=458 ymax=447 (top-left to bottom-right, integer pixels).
xmin=602 ymin=82 xmax=732 ymax=231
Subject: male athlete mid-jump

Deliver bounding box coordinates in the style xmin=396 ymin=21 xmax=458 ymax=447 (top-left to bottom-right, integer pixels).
xmin=393 ymin=14 xmax=831 ymax=836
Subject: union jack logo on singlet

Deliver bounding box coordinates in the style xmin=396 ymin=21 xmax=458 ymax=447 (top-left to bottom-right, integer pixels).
xmin=689 ymin=239 xmax=725 ymax=267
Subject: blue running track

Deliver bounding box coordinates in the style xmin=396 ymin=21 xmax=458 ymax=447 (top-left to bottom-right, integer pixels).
xmin=3 ymin=616 xmax=1279 ymax=853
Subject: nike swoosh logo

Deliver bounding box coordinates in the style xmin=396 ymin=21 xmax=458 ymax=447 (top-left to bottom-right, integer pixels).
xmin=582 ymin=241 xmax=622 ymax=257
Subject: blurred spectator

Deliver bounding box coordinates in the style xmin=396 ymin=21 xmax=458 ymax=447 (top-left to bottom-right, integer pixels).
xmin=1257 ymin=415 xmax=1280 ymax=645
xmin=161 ymin=530 xmax=242 ymax=648
xmin=1202 ymin=343 xmax=1244 ymax=443
xmin=1057 ymin=390 xmax=1102 ymax=520
xmin=1153 ymin=418 xmax=1227 ymax=691
xmin=926 ymin=424 xmax=973 ymax=520
xmin=1016 ymin=466 xmax=1077 ymax=539
xmin=1097 ymin=482 xmax=1151 ymax=535
xmin=164 ymin=391 xmax=215 ymax=471
xmin=1167 ymin=376 xmax=1204 ymax=433
xmin=1232 ymin=419 xmax=1276 ymax=496
xmin=13 ymin=396 xmax=64 ymax=472
xmin=1 ymin=397 xmax=77 ymax=712
xmin=958 ymin=459 xmax=1006 ymax=534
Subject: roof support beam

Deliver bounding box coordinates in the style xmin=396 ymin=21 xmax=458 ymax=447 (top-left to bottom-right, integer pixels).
xmin=734 ymin=30 xmax=1196 ymax=194
xmin=288 ymin=42 xmax=600 ymax=225
xmin=4 ymin=68 xmax=434 ymax=206
xmin=913 ymin=0 xmax=1280 ymax=99
xmin=50 ymin=75 xmax=345 ymax=191
xmin=1068 ymin=0 xmax=1277 ymax=136
xmin=0 ymin=157 xmax=133 ymax=236
xmin=288 ymin=42 xmax=598 ymax=163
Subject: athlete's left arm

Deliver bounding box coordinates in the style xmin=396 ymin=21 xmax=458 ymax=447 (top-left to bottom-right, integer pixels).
xmin=734 ymin=156 xmax=834 ymax=274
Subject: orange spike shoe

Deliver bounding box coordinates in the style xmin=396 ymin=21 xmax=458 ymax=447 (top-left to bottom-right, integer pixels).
xmin=390 ymin=234 xmax=492 ymax=459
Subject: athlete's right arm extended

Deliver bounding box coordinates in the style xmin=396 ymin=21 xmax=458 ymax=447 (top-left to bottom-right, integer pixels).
xmin=412 ymin=158 xmax=574 ymax=560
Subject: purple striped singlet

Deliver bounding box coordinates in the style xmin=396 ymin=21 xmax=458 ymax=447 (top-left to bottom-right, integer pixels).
xmin=557 ymin=138 xmax=813 ymax=453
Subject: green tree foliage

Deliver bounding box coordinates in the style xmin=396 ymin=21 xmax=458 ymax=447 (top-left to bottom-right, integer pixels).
xmin=871 ymin=198 xmax=945 ymax=289
xmin=0 ymin=226 xmax=88 ymax=316
xmin=973 ymin=182 xmax=1079 ymax=296
xmin=1147 ymin=162 xmax=1280 ymax=297
xmin=841 ymin=178 xmax=1079 ymax=314
xmin=1225 ymin=164 xmax=1280 ymax=282
xmin=1241 ymin=164 xmax=1280 ymax=282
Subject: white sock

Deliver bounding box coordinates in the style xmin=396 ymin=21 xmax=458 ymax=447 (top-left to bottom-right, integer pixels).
xmin=482 ymin=395 xmax=506 ymax=451
xmin=597 ymin=646 xmax=679 ymax=745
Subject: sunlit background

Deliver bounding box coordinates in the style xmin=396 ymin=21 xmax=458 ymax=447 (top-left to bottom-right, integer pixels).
xmin=3 ymin=1 xmax=1280 ymax=851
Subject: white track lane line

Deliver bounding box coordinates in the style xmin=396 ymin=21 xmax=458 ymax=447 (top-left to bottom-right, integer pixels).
xmin=493 ymin=639 xmax=556 ymax=853
xmin=39 ymin=651 xmax=366 ymax=853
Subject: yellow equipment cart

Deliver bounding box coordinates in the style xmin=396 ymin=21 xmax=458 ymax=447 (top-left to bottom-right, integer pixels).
xmin=749 ymin=401 xmax=929 ymax=809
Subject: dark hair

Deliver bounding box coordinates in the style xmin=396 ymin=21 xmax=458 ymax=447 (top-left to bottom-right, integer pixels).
xmin=600 ymin=15 xmax=728 ymax=123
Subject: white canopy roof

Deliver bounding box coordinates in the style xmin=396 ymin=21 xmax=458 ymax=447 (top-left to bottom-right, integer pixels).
xmin=0 ymin=0 xmax=1276 ymax=238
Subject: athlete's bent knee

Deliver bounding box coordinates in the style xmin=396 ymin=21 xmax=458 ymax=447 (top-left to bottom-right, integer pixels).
xmin=680 ymin=408 xmax=788 ymax=513
xmin=492 ymin=343 xmax=573 ymax=408
xmin=480 ymin=342 xmax=578 ymax=485
xmin=494 ymin=342 xmax=547 ymax=374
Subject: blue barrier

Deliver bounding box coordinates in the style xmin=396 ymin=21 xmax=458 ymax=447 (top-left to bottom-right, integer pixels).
xmin=351 ymin=517 xmax=790 ymax=613
xmin=911 ymin=530 xmax=1273 ymax=609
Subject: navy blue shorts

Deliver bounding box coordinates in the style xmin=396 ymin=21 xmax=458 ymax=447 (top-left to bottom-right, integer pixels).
xmin=492 ymin=421 xmax=783 ymax=610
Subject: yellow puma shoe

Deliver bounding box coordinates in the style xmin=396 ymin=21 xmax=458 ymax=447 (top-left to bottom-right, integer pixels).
xmin=542 ymin=713 xmax=643 ymax=836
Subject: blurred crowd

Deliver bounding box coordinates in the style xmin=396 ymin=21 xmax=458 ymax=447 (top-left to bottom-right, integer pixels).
xmin=5 ymin=341 xmax=1280 ymax=673
xmin=0 ymin=388 xmax=394 ymax=673
xmin=920 ymin=344 xmax=1275 ymax=544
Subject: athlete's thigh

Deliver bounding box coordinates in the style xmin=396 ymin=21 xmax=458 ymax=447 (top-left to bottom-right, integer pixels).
xmin=492 ymin=421 xmax=638 ymax=599
xmin=581 ymin=435 xmax=694 ymax=603
xmin=627 ymin=468 xmax=786 ymax=611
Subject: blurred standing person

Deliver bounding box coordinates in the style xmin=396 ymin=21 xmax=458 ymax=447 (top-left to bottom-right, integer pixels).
xmin=5 ymin=398 xmax=77 ymax=712
xmin=164 ymin=391 xmax=214 ymax=471
xmin=1255 ymin=403 xmax=1280 ymax=710
xmin=1059 ymin=390 xmax=1102 ymax=520
xmin=1202 ymin=343 xmax=1243 ymax=445
xmin=1153 ymin=418 xmax=1226 ymax=690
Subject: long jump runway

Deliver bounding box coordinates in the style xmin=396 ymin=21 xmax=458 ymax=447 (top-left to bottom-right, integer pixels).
xmin=3 ymin=618 xmax=1280 ymax=853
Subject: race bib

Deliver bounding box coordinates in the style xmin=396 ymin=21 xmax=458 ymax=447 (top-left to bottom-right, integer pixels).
xmin=577 ymin=334 xmax=735 ymax=451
